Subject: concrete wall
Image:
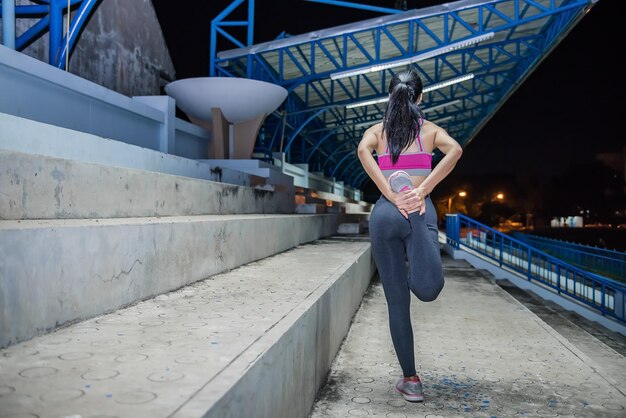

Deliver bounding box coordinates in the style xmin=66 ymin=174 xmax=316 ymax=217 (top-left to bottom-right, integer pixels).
xmin=0 ymin=214 xmax=339 ymax=348
xmin=0 ymin=150 xmax=295 ymax=220
xmin=1 ymin=0 xmax=175 ymax=96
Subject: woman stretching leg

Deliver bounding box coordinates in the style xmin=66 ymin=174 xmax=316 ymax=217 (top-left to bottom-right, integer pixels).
xmin=357 ymin=69 xmax=462 ymax=402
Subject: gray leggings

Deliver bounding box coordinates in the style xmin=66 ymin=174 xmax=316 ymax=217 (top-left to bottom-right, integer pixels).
xmin=369 ymin=195 xmax=444 ymax=377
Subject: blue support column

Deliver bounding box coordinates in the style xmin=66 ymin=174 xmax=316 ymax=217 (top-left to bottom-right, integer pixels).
xmin=1 ymin=0 xmax=16 ymax=49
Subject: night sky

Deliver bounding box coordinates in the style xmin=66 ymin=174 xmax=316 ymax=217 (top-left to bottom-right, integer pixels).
xmin=153 ymin=0 xmax=624 ymax=180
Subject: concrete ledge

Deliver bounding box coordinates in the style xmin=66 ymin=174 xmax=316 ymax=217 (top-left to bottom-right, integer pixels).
xmin=0 ymin=238 xmax=374 ymax=418
xmin=175 ymin=239 xmax=374 ymax=418
xmin=444 ymin=244 xmax=626 ymax=336
xmin=0 ymin=112 xmax=278 ymax=189
xmin=0 ymin=214 xmax=338 ymax=347
xmin=0 ymin=150 xmax=294 ymax=220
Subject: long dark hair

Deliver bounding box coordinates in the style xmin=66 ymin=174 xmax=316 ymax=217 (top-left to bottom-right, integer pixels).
xmin=382 ymin=69 xmax=424 ymax=163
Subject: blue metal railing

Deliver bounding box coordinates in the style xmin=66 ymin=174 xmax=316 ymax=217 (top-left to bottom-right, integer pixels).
xmin=446 ymin=214 xmax=626 ymax=324
xmin=512 ymin=233 xmax=626 ymax=281
xmin=0 ymin=0 xmax=99 ymax=68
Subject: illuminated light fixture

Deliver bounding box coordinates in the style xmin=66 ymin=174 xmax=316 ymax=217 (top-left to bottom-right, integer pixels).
xmin=423 ymin=73 xmax=474 ymax=93
xmin=430 ymin=115 xmax=453 ymax=124
xmin=330 ymin=32 xmax=494 ymax=80
xmin=346 ymin=97 xmax=389 ymax=109
xmin=346 ymin=74 xmax=473 ymax=110
xmin=423 ymin=99 xmax=461 ymax=113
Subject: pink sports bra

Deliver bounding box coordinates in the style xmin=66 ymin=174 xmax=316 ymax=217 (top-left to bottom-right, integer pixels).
xmin=378 ymin=130 xmax=432 ymax=179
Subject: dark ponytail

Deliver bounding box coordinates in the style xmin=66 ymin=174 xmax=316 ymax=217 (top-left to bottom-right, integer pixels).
xmin=382 ymin=70 xmax=424 ymax=164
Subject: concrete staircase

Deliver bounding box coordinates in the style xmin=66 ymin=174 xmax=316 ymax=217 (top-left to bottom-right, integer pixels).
xmin=0 ymin=112 xmax=375 ymax=417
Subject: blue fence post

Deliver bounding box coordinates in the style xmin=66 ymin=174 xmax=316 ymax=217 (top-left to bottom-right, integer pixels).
xmin=527 ymin=247 xmax=532 ymax=280
xmin=446 ymin=214 xmax=459 ymax=249
xmin=556 ymin=264 xmax=561 ymax=294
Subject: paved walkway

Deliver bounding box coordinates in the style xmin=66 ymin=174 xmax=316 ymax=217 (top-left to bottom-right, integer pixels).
xmin=310 ymin=256 xmax=626 ymax=417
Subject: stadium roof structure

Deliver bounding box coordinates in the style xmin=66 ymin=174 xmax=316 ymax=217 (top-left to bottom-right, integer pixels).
xmin=212 ymin=0 xmax=599 ymax=188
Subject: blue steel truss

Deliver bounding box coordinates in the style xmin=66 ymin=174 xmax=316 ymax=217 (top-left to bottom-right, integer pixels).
xmin=0 ymin=0 xmax=100 ymax=69
xmin=211 ymin=0 xmax=596 ymax=188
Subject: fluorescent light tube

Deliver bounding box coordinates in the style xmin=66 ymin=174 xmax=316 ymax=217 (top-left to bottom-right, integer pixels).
xmin=345 ymin=74 xmax=473 ymax=109
xmin=346 ymin=97 xmax=390 ymax=109
xmin=331 ymin=32 xmax=494 ymax=80
xmin=422 ymin=73 xmax=474 ymax=93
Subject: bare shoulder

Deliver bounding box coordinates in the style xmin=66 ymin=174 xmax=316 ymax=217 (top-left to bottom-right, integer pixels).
xmin=364 ymin=122 xmax=383 ymax=138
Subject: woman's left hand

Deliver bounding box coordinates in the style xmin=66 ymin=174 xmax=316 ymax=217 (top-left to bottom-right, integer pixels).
xmin=396 ymin=189 xmax=426 ymax=216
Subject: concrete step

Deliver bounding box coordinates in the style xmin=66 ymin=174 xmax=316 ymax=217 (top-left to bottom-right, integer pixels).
xmin=0 ymin=149 xmax=294 ymax=220
xmin=0 ymin=238 xmax=375 ymax=418
xmin=0 ymin=213 xmax=339 ymax=348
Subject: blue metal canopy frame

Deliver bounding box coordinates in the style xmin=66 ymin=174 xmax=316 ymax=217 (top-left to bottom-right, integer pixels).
xmin=211 ymin=0 xmax=598 ymax=189
xmin=0 ymin=0 xmax=100 ymax=69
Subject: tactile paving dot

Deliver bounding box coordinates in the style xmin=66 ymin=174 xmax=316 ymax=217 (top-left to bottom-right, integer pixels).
xmin=3 ymin=347 xmax=39 ymax=358
xmin=386 ymin=413 xmax=408 ymax=418
xmin=42 ymin=337 xmax=72 ymax=345
xmin=590 ymin=391 xmax=612 ymax=399
xmin=40 ymin=389 xmax=85 ymax=402
xmin=147 ymin=370 xmax=185 ymax=383
xmin=140 ymin=341 xmax=172 ymax=349
xmin=354 ymin=386 xmax=373 ymax=393
xmin=114 ymin=390 xmax=157 ymax=405
xmin=19 ymin=367 xmax=58 ymax=378
xmin=59 ymin=352 xmax=93 ymax=360
xmin=554 ymin=389 xmax=575 ymax=398
xmin=351 ymin=397 xmax=371 ymax=404
xmin=183 ymin=321 xmax=208 ymax=328
xmin=537 ymin=409 xmax=559 ymax=417
xmin=356 ymin=377 xmax=375 ymax=384
xmin=0 ymin=414 xmax=40 ymax=418
xmin=0 ymin=384 xmax=15 ymax=396
xmin=81 ymin=369 xmax=120 ymax=381
xmin=347 ymin=409 xmax=369 ymax=416
xmin=138 ymin=320 xmax=165 ymax=327
xmin=386 ymin=399 xmax=406 ymax=407
xmin=114 ymin=353 xmax=148 ymax=363
xmin=602 ymin=402 xmax=625 ymax=411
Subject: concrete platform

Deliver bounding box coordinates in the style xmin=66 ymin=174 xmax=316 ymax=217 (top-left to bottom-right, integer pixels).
xmin=0 ymin=238 xmax=374 ymax=418
xmin=310 ymin=255 xmax=626 ymax=417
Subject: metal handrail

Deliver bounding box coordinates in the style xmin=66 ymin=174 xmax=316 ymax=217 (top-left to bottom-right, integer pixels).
xmin=512 ymin=232 xmax=626 ymax=281
xmin=446 ymin=214 xmax=626 ymax=324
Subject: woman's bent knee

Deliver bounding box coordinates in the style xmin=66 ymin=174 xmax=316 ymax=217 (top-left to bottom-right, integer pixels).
xmin=411 ymin=278 xmax=445 ymax=302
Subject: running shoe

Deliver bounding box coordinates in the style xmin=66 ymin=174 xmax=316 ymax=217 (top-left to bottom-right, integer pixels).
xmin=388 ymin=170 xmax=414 ymax=193
xmin=395 ymin=375 xmax=424 ymax=402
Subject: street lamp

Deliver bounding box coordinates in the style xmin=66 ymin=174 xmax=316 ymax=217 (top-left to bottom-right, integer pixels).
xmin=496 ymin=193 xmax=504 ymax=200
xmin=448 ymin=191 xmax=467 ymax=213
